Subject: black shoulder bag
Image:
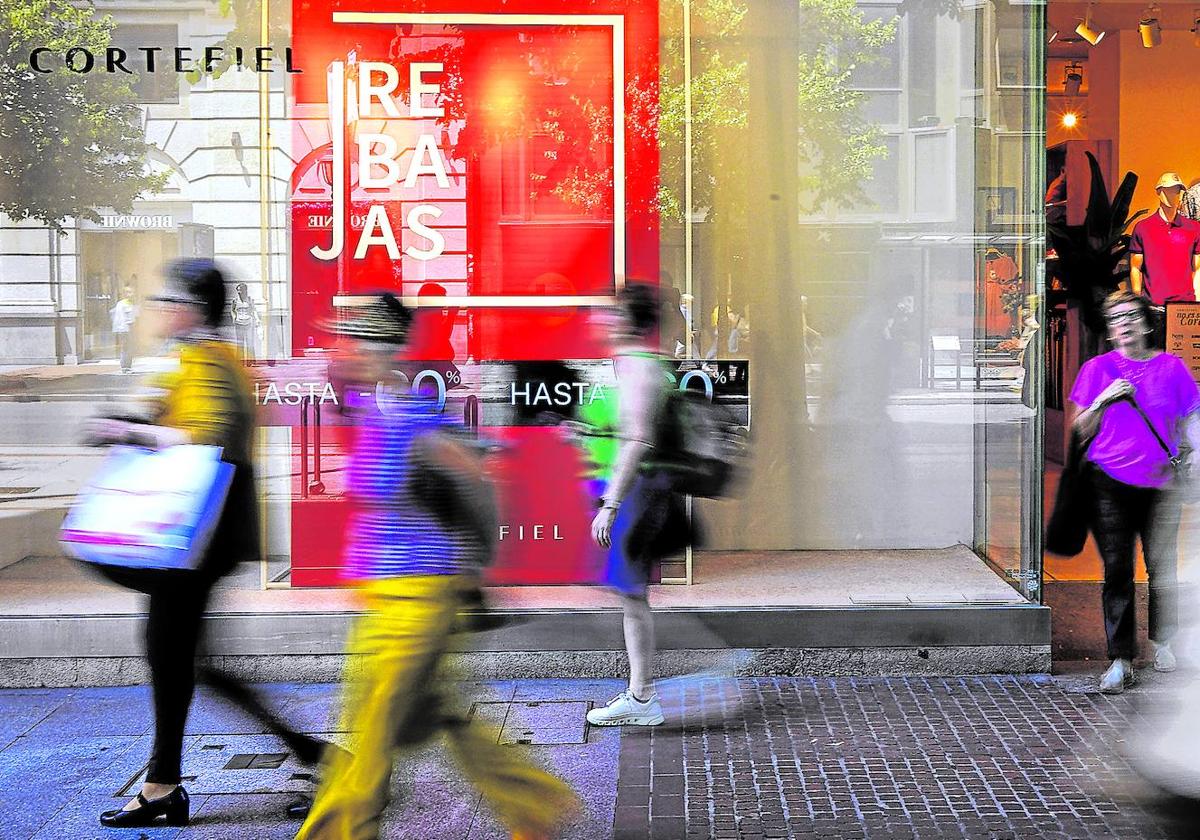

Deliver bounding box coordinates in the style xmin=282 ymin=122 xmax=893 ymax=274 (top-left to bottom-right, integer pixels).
xmin=1045 ymin=423 xmax=1099 ymax=557
xmin=1046 ymin=359 xmax=1118 ymax=557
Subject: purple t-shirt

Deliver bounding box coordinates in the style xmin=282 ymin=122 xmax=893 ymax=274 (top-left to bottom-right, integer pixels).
xmin=1070 ymin=350 xmax=1200 ymax=488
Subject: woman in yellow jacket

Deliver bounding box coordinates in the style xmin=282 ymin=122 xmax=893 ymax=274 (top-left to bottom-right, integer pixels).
xmin=85 ymin=260 xmax=267 ymax=828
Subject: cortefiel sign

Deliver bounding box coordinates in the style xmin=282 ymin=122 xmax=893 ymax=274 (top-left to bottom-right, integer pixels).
xmin=28 ymin=46 xmax=302 ymax=74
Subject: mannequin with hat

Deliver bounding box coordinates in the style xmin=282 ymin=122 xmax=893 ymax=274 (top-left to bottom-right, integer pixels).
xmin=1129 ymin=172 xmax=1200 ymax=347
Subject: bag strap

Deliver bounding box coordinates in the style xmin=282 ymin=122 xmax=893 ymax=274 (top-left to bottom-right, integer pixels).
xmin=1107 ymin=354 xmax=1178 ymax=459
xmin=1122 ymin=397 xmax=1177 ymax=459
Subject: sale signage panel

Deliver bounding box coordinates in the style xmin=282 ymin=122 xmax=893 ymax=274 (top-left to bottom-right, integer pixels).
xmin=285 ymin=0 xmax=662 ymax=586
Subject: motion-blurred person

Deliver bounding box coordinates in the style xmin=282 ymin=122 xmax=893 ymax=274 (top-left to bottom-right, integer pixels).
xmin=586 ymin=283 xmax=691 ymax=727
xmin=1124 ymin=563 xmax=1200 ymax=814
xmin=814 ymin=281 xmax=912 ymax=545
xmin=1069 ymin=290 xmax=1200 ymax=694
xmin=298 ymin=293 xmax=577 ymax=840
xmin=84 ymin=259 xmax=327 ymax=828
xmin=111 ymin=284 xmax=137 ymax=373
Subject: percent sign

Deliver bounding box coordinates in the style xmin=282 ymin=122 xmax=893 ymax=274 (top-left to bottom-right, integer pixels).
xmin=444 ymin=369 xmax=462 ymax=385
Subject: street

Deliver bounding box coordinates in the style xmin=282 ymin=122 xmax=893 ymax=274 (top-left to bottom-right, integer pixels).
xmin=1 ymin=674 xmax=1197 ymax=840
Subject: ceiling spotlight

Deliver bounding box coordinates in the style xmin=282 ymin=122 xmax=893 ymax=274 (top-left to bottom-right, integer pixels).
xmin=1063 ymin=61 xmax=1084 ymax=96
xmin=1061 ymin=112 xmax=1080 ymax=129
xmin=1077 ymin=6 xmax=1105 ymax=45
xmin=1140 ymin=7 xmax=1163 ymax=48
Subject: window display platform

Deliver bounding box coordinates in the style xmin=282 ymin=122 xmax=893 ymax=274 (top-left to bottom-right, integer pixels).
xmin=0 ymin=548 xmax=1047 ymax=686
xmin=0 ymin=546 xmax=1025 ymax=616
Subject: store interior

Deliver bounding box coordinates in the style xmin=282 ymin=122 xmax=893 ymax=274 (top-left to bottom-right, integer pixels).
xmin=1045 ymin=1 xmax=1200 ymax=586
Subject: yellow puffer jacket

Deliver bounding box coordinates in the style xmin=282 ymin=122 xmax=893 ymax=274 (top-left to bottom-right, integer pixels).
xmin=153 ymin=340 xmax=257 ymax=465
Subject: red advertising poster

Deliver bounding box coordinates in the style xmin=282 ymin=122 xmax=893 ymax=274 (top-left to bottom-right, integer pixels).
xmin=286 ymin=0 xmax=660 ymax=586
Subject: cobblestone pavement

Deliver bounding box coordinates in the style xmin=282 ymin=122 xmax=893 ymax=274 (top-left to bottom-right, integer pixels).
xmin=622 ymin=674 xmax=1200 ymax=840
xmin=1 ymin=675 xmax=1198 ymax=839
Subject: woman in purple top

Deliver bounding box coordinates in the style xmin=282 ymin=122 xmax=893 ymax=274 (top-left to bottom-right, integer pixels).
xmin=1070 ymin=290 xmax=1200 ymax=694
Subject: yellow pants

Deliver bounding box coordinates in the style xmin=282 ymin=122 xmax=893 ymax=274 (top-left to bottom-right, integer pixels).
xmin=295 ymin=575 xmax=577 ymax=840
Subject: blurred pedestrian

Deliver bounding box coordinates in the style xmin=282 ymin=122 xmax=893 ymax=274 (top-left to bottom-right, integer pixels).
xmin=1069 ymin=290 xmax=1200 ymax=694
xmin=111 ymin=284 xmax=137 ymax=373
xmin=85 ymin=259 xmax=326 ymax=829
xmin=586 ymin=282 xmax=690 ymax=727
xmin=297 ymin=293 xmax=577 ymax=840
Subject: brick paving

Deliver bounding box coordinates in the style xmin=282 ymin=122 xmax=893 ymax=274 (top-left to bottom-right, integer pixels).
xmin=3 ymin=675 xmax=1200 ymax=838
xmin=617 ymin=675 xmax=1200 ymax=840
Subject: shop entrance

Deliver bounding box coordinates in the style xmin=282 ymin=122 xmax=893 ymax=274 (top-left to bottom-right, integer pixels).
xmin=1044 ymin=3 xmax=1200 ymax=657
xmin=79 ymin=230 xmax=179 ymax=362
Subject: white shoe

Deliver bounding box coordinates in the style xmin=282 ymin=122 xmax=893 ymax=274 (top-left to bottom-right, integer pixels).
xmin=1154 ymin=642 xmax=1178 ymax=673
xmin=1100 ymin=659 xmax=1134 ymax=694
xmin=586 ymin=689 xmax=664 ymax=726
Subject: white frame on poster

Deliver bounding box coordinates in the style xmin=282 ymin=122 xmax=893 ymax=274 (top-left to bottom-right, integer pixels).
xmin=331 ymin=11 xmax=626 ymax=308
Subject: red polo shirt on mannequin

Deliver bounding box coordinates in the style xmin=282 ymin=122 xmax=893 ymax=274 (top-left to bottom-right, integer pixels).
xmin=1129 ymin=211 xmax=1200 ymax=303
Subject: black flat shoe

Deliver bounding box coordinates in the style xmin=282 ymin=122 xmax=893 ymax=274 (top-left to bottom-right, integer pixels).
xmin=99 ymin=786 xmax=190 ymax=828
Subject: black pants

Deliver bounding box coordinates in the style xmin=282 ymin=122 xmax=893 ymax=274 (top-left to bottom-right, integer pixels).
xmin=1087 ymin=465 xmax=1180 ymax=660
xmin=102 ymin=567 xmax=323 ymax=785
xmin=98 ymin=566 xmax=217 ymax=785
xmin=98 ymin=466 xmax=316 ymax=785
xmin=144 ymin=573 xmax=214 ymax=783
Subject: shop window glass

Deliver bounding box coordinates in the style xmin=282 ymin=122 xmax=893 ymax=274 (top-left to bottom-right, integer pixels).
xmin=860 ymin=91 xmax=901 ymax=128
xmin=863 ymin=134 xmax=901 ymax=216
xmin=663 ymin=0 xmax=1044 ymax=601
xmin=111 ymin=24 xmax=180 ymax=104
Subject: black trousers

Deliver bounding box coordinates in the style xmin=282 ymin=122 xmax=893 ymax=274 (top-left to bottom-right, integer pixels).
xmin=144 ymin=573 xmax=214 ymax=784
xmin=99 ymin=568 xmax=324 ymax=785
xmin=97 ymin=466 xmax=318 ymax=785
xmin=1087 ymin=465 xmax=1180 ymax=660
xmin=98 ymin=566 xmax=217 ymax=785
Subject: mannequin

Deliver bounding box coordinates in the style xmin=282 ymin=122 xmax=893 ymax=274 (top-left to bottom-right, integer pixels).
xmin=1128 ymin=172 xmax=1200 ymax=347
xmin=231 ymin=283 xmax=260 ymax=359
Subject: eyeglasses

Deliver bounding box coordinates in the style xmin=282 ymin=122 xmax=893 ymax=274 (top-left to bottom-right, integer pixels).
xmin=1106 ymin=310 xmax=1145 ymax=326
xmin=148 ymin=294 xmax=197 ymax=306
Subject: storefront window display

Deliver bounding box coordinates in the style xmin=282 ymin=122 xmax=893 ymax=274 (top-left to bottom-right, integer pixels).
xmin=1042 ymin=6 xmax=1200 ymax=647
xmin=0 ymin=0 xmax=1045 ymax=607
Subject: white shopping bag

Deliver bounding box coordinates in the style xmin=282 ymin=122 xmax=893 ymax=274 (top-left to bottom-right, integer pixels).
xmin=61 ymin=445 xmax=235 ymax=571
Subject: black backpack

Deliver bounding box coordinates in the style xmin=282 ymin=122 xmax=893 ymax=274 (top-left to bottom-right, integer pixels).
xmin=643 ymin=369 xmax=747 ymax=498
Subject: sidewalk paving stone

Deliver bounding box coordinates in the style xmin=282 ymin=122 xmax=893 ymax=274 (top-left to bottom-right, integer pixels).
xmin=2 ymin=675 xmax=1200 ymax=838
xmin=618 ymin=675 xmax=1200 ymax=840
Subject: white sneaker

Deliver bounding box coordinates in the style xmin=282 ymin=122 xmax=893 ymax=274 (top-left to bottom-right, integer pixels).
xmin=586 ymin=690 xmax=664 ymax=726
xmin=1100 ymin=659 xmax=1134 ymax=694
xmin=1153 ymin=642 xmax=1178 ymax=673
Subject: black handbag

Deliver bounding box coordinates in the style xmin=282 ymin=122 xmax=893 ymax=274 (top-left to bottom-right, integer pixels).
xmin=1045 ymin=425 xmax=1098 ymax=557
